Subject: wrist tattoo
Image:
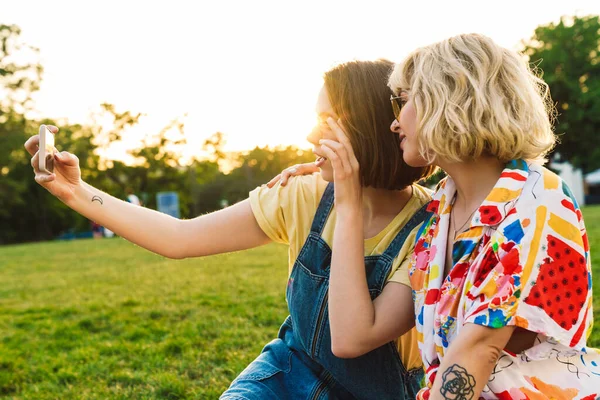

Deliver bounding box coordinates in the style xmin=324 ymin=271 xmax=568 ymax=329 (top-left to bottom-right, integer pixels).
xmin=91 ymin=196 xmax=103 ymax=205
xmin=440 ymin=364 xmax=476 ymax=399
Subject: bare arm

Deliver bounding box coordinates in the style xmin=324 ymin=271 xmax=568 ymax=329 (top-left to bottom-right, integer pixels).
xmin=26 ymin=128 xmax=270 ymax=259
xmin=70 ymin=182 xmax=269 ymax=259
xmin=330 ymin=207 xmax=415 ymax=358
xmin=428 ymin=323 xmax=514 ymax=399
xmin=319 ymin=118 xmax=415 ymax=358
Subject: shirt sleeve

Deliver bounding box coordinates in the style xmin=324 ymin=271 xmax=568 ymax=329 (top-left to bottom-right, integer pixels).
xmin=387 ymin=224 xmax=423 ymax=287
xmin=463 ymin=191 xmax=592 ymax=350
xmin=249 ymin=174 xmax=324 ymax=245
xmin=249 ymin=184 xmax=288 ymax=244
xmin=388 ymin=258 xmax=412 ymax=287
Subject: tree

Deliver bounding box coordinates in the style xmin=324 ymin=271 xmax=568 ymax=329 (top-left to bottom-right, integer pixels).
xmin=0 ymin=24 xmax=42 ymax=115
xmin=224 ymin=146 xmax=315 ymax=203
xmin=0 ymin=24 xmax=314 ymax=243
xmin=522 ymin=15 xmax=600 ymax=173
xmin=0 ymin=24 xmax=48 ymax=243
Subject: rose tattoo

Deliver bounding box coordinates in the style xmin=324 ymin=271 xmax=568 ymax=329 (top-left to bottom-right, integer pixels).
xmin=440 ymin=364 xmax=476 ymax=399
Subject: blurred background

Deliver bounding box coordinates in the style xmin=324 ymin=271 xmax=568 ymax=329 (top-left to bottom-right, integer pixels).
xmin=1 ymin=1 xmax=600 ymax=398
xmin=1 ymin=0 xmax=599 ymax=243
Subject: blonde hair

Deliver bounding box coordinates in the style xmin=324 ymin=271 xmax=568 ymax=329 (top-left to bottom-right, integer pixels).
xmin=388 ymin=33 xmax=557 ymax=164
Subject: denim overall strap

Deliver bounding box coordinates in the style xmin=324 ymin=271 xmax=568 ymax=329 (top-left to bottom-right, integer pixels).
xmin=382 ymin=201 xmax=432 ymax=261
xmin=314 ymin=202 xmax=432 ymax=400
xmin=276 ymin=186 xmax=432 ymax=400
xmin=361 ymin=201 xmax=433 ymax=293
xmin=281 ymin=181 xmax=335 ymax=358
xmin=309 ymin=183 xmax=335 ymax=235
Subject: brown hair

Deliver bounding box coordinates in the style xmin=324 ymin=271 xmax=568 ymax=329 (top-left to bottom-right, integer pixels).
xmin=324 ymin=60 xmax=436 ymax=190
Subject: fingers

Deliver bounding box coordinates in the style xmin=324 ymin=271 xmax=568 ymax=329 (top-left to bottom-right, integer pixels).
xmin=267 ymin=163 xmax=320 ymax=188
xmin=319 ymin=143 xmax=352 ymax=180
xmin=327 ymin=118 xmax=351 ymax=147
xmin=25 ymin=125 xmax=59 ymax=155
xmin=29 ymin=146 xmax=78 ymax=171
xmin=304 ymin=163 xmax=320 ymax=174
xmin=31 ymin=150 xmax=55 ymax=185
xmin=266 ymin=166 xmax=297 ymax=188
xmin=30 ymin=150 xmax=40 ymax=171
xmin=267 ymin=174 xmax=282 ymax=188
xmin=326 ymin=118 xmax=359 ymax=171
xmin=55 ymin=151 xmax=79 ymax=167
xmin=24 ymin=135 xmax=40 ymax=156
xmin=35 ymin=173 xmax=56 ymax=184
xmin=27 ymin=126 xmax=64 ymax=188
xmin=319 ymin=139 xmax=354 ymax=178
xmin=281 ymin=167 xmax=299 ymax=186
xmin=31 ymin=150 xmax=55 ymax=184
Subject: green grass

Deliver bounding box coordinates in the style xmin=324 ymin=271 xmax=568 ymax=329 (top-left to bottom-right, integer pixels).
xmin=0 ymin=240 xmax=289 ymax=399
xmin=1 ymin=206 xmax=600 ymax=399
xmin=584 ymin=206 xmax=600 ymax=347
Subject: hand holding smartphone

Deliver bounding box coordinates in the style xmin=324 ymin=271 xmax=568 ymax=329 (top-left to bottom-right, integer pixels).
xmin=26 ymin=124 xmax=84 ymax=203
xmin=38 ymin=124 xmax=55 ymax=174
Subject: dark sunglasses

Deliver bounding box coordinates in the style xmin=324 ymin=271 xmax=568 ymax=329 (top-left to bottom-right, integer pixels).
xmin=390 ymin=95 xmax=404 ymax=121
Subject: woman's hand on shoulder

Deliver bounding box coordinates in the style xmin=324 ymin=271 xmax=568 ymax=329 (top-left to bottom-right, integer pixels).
xmin=267 ymin=163 xmax=320 ymax=188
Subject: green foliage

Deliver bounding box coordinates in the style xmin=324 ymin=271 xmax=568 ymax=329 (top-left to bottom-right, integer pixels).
xmin=522 ymin=15 xmax=600 ymax=173
xmin=0 ymin=24 xmax=42 ymax=113
xmin=0 ymin=24 xmax=59 ymax=243
xmin=0 ymin=24 xmax=314 ymax=243
xmin=222 ymin=146 xmax=316 ymax=205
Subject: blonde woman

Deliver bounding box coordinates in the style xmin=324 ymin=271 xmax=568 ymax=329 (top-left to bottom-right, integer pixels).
xmin=282 ymin=33 xmax=600 ymax=399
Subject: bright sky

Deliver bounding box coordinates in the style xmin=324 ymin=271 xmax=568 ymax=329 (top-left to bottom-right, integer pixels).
xmin=3 ymin=0 xmax=600 ymax=162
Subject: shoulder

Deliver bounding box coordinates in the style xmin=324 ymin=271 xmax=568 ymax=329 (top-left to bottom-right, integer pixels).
xmin=511 ymin=163 xmax=582 ymax=227
xmin=277 ymin=173 xmax=328 ymax=205
xmin=250 ymin=173 xmax=328 ymax=209
xmin=412 ymin=184 xmax=433 ymax=205
xmin=248 ymin=173 xmax=328 ymax=244
xmin=494 ymin=162 xmax=587 ymax=265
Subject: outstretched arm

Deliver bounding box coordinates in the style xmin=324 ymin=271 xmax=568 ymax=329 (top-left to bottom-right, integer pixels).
xmin=25 ymin=127 xmax=270 ymax=259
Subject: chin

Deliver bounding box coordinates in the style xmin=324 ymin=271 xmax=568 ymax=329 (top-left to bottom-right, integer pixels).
xmin=319 ymin=168 xmax=333 ymax=182
xmin=402 ymin=151 xmax=430 ymax=168
xmin=404 ymin=159 xmax=430 ymax=168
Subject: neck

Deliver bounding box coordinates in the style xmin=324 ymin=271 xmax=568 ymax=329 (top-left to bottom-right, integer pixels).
xmin=360 ymin=185 xmax=412 ymax=223
xmin=438 ymin=156 xmax=505 ymax=212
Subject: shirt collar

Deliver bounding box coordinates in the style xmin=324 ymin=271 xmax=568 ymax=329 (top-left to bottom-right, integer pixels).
xmin=430 ymin=159 xmax=530 ymax=228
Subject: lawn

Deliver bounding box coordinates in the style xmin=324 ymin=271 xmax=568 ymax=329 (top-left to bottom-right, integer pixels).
xmin=1 ymin=205 xmax=600 ymax=399
xmin=0 ymin=240 xmax=290 ymax=399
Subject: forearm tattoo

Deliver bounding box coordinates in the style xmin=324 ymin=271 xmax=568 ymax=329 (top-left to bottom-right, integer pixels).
xmin=440 ymin=364 xmax=476 ymax=400
xmin=91 ymin=195 xmax=103 ymax=205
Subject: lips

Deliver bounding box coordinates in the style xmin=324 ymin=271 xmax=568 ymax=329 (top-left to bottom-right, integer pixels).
xmin=398 ymin=134 xmax=407 ymax=149
xmin=314 ymin=156 xmax=326 ymax=167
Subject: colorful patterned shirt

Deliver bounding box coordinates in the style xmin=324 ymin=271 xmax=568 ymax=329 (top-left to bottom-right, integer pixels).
xmin=409 ymin=160 xmax=600 ymax=399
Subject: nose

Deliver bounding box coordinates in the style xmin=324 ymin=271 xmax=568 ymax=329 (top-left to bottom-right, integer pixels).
xmin=390 ymin=118 xmax=402 ymax=134
xmin=306 ymin=126 xmax=321 ymax=146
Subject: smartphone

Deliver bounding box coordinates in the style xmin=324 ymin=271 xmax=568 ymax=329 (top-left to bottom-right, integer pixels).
xmin=38 ymin=125 xmax=55 ymax=174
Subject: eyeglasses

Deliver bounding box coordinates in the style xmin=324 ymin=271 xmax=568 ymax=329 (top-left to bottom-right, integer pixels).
xmin=390 ymin=95 xmax=404 ymax=121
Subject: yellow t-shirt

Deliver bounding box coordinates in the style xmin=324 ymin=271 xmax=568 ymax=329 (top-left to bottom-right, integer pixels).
xmin=249 ymin=173 xmax=431 ymax=371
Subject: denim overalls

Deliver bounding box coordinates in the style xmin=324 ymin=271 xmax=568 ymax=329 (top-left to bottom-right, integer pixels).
xmin=221 ymin=184 xmax=430 ymax=400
